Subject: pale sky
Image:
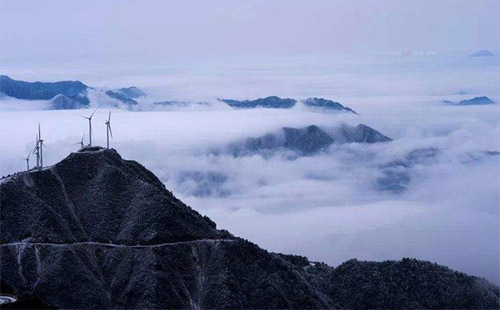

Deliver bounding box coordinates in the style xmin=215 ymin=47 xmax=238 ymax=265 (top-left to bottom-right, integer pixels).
xmin=0 ymin=0 xmax=499 ymax=65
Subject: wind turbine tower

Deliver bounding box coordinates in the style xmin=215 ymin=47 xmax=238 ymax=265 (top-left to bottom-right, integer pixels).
xmin=21 ymin=150 xmax=31 ymax=171
xmin=38 ymin=123 xmax=45 ymax=169
xmin=80 ymin=109 xmax=97 ymax=146
xmin=105 ymin=111 xmax=113 ymax=149
xmin=72 ymin=132 xmax=85 ymax=149
xmin=34 ymin=134 xmax=40 ymax=168
xmin=79 ymin=133 xmax=85 ymax=149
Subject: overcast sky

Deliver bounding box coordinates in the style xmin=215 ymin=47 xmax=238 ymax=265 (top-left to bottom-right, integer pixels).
xmin=1 ymin=0 xmax=499 ymax=66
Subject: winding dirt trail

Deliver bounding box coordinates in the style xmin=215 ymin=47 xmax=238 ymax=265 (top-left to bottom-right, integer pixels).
xmin=0 ymin=239 xmax=235 ymax=248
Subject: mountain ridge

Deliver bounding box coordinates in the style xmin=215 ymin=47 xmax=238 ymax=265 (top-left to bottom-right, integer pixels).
xmin=0 ymin=75 xmax=144 ymax=109
xmin=227 ymin=123 xmax=391 ymax=157
xmin=1 ymin=147 xmax=498 ymax=309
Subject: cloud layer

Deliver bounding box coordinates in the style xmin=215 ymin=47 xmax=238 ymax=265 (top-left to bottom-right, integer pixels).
xmin=1 ymin=54 xmax=499 ymax=284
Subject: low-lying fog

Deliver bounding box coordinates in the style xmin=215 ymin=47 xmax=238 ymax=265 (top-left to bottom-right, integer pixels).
xmin=1 ymin=53 xmax=499 ymax=284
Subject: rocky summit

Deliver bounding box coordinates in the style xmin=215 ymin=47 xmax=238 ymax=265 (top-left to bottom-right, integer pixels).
xmin=1 ymin=147 xmax=499 ymax=309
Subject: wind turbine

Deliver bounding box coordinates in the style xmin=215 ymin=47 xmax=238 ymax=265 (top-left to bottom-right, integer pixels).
xmin=71 ymin=132 xmax=85 ymax=149
xmin=105 ymin=111 xmax=113 ymax=149
xmin=80 ymin=109 xmax=97 ymax=146
xmin=34 ymin=134 xmax=40 ymax=168
xmin=21 ymin=150 xmax=31 ymax=171
xmin=38 ymin=123 xmax=46 ymax=169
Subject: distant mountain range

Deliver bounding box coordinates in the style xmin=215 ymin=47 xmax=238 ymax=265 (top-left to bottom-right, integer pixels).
xmin=0 ymin=75 xmax=145 ymax=109
xmin=219 ymin=96 xmax=297 ymax=109
xmin=219 ymin=96 xmax=358 ymax=113
xmin=0 ymin=75 xmax=88 ymax=100
xmin=303 ymin=97 xmax=358 ymax=114
xmin=469 ymin=50 xmax=495 ymax=57
xmin=1 ymin=76 xmax=359 ymax=114
xmin=444 ymin=96 xmax=496 ymax=106
xmin=1 ymin=148 xmax=498 ymax=309
xmin=227 ymin=124 xmax=391 ymax=157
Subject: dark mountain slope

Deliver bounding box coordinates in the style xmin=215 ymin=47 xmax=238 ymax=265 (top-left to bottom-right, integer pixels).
xmin=1 ymin=148 xmax=498 ymax=309
xmin=306 ymin=259 xmax=499 ymax=309
xmin=0 ymin=147 xmax=224 ymax=245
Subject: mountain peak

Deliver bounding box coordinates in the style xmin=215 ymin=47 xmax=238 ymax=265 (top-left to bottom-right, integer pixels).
xmin=1 ymin=147 xmax=226 ymax=246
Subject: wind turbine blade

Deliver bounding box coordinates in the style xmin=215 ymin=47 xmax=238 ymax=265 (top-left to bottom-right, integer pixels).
xmin=108 ymin=110 xmax=111 ymax=122
xmin=90 ymin=109 xmax=97 ymax=118
xmin=109 ymin=124 xmax=113 ymax=138
xmin=38 ymin=123 xmax=41 ymax=139
xmin=80 ymin=115 xmax=90 ymax=119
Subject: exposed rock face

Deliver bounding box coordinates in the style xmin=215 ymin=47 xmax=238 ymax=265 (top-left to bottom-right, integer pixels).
xmin=1 ymin=148 xmax=498 ymax=309
xmin=303 ymin=97 xmax=358 ymax=114
xmin=219 ymin=96 xmax=297 ymax=109
xmin=0 ymin=75 xmax=88 ymax=101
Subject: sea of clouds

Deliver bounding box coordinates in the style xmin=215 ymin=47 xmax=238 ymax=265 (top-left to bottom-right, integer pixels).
xmin=0 ymin=52 xmax=499 ymax=284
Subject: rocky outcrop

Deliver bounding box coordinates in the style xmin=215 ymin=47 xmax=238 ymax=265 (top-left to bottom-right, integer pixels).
xmin=1 ymin=148 xmax=498 ymax=309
